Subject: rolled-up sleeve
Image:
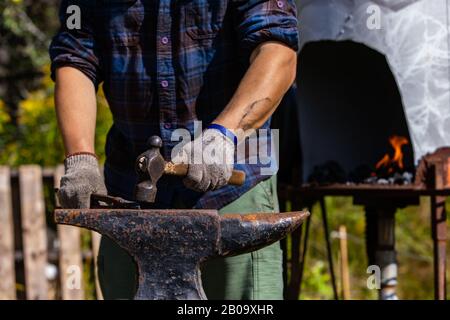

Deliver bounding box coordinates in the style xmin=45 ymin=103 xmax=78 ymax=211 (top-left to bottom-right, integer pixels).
xmin=233 ymin=0 xmax=299 ymax=56
xmin=49 ymin=0 xmax=101 ymax=86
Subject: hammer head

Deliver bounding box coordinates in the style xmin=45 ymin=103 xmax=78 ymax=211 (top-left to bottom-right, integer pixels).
xmin=134 ymin=136 xmax=166 ymax=203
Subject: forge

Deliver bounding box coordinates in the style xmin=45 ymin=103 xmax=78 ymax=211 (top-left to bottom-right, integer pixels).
xmin=297 ymin=41 xmax=418 ymax=299
xmin=274 ymin=0 xmax=450 ymax=300
xmin=276 ymin=39 xmax=449 ymax=300
xmin=283 ymin=148 xmax=449 ymax=300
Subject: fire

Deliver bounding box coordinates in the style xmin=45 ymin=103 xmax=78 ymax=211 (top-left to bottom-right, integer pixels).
xmin=374 ymin=135 xmax=409 ymax=175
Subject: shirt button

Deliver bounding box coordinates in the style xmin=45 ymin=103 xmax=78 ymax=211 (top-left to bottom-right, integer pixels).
xmin=164 ymin=123 xmax=172 ymax=129
xmin=161 ymin=80 xmax=169 ymax=88
xmin=277 ymin=0 xmax=284 ymax=8
xmin=161 ymin=36 xmax=169 ymax=44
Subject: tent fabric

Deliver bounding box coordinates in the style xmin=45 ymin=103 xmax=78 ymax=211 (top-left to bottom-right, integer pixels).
xmin=297 ymin=0 xmax=450 ymax=162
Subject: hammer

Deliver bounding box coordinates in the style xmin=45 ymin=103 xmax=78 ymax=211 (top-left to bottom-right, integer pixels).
xmin=135 ymin=136 xmax=246 ymax=203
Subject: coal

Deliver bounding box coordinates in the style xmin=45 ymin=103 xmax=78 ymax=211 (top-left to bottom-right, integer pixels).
xmin=308 ymin=161 xmax=414 ymax=186
xmin=364 ymin=171 xmax=414 ymax=185
xmin=349 ymin=165 xmax=373 ymax=183
xmin=308 ymin=161 xmax=347 ymax=184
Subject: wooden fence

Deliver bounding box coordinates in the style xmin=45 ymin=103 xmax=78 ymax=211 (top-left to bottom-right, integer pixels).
xmin=0 ymin=165 xmax=102 ymax=300
xmin=0 ymin=165 xmax=301 ymax=300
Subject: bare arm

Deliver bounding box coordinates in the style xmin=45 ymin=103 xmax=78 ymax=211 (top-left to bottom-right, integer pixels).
xmin=55 ymin=67 xmax=97 ymax=156
xmin=213 ymin=41 xmax=297 ymax=133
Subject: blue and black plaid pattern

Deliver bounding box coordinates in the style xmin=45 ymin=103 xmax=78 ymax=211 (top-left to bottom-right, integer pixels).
xmin=50 ymin=0 xmax=299 ymax=209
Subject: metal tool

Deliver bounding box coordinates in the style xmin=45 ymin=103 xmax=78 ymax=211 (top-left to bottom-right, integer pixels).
xmin=90 ymin=193 xmax=141 ymax=209
xmin=55 ymin=207 xmax=309 ymax=300
xmin=134 ymin=136 xmax=246 ymax=203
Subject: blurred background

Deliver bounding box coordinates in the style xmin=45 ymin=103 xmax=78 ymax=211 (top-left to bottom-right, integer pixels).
xmin=0 ymin=0 xmax=111 ymax=166
xmin=0 ymin=0 xmax=448 ymax=300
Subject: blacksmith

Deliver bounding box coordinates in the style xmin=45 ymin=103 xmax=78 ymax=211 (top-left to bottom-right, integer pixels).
xmin=50 ymin=0 xmax=298 ymax=299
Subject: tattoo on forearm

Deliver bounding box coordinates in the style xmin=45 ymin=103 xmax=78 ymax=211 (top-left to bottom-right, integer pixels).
xmin=238 ymin=97 xmax=272 ymax=130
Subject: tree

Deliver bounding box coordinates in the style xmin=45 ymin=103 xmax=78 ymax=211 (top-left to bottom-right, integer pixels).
xmin=0 ymin=0 xmax=59 ymax=126
xmin=0 ymin=1 xmax=112 ymax=166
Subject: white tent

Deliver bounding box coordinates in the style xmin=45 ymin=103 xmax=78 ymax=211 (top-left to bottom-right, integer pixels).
xmin=298 ymin=0 xmax=450 ymax=162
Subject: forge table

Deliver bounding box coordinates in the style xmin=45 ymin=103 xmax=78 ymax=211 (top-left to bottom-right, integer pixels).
xmin=296 ymin=184 xmax=450 ymax=197
xmin=279 ymin=181 xmax=448 ymax=300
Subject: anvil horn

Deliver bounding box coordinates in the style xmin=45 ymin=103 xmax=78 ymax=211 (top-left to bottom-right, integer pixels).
xmin=54 ymin=209 xmax=118 ymax=235
xmin=219 ymin=211 xmax=310 ymax=257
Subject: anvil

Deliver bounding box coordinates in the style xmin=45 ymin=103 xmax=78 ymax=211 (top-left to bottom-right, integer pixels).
xmin=55 ymin=208 xmax=309 ymax=300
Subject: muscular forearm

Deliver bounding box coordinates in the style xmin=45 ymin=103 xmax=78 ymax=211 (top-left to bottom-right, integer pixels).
xmin=213 ymin=41 xmax=297 ymax=134
xmin=55 ymin=67 xmax=97 ymax=156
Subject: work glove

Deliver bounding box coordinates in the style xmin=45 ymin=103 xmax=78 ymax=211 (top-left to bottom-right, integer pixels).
xmin=57 ymin=154 xmax=107 ymax=209
xmin=172 ymin=128 xmax=235 ymax=192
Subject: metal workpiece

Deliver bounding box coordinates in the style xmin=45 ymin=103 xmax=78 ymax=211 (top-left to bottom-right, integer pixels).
xmin=54 ymin=209 xmax=309 ymax=300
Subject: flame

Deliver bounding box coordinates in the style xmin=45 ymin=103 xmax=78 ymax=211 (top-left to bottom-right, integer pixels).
xmin=375 ymin=135 xmax=409 ymax=174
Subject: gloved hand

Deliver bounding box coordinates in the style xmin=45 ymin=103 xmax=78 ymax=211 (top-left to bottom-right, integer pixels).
xmin=57 ymin=154 xmax=107 ymax=208
xmin=172 ymin=128 xmax=235 ymax=192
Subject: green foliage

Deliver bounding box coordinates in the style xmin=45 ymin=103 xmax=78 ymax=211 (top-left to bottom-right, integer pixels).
xmin=296 ymin=196 xmax=449 ymax=300
xmin=0 ymin=0 xmax=60 ymax=125
xmin=301 ymin=261 xmax=333 ymax=299
xmin=0 ymin=67 xmax=113 ymax=166
xmin=0 ymin=0 xmax=59 ymax=71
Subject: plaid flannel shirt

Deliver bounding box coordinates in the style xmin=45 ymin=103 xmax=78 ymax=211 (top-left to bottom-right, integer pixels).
xmin=50 ymin=0 xmax=299 ymax=209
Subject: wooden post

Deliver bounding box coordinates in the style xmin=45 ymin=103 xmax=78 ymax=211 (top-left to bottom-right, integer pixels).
xmin=430 ymin=161 xmax=447 ymax=300
xmin=19 ymin=165 xmax=48 ymax=300
xmin=320 ymin=198 xmax=339 ymax=300
xmin=338 ymin=225 xmax=351 ymax=300
xmin=91 ymin=231 xmax=104 ymax=300
xmin=0 ymin=167 xmax=16 ymax=300
xmin=54 ymin=165 xmax=85 ymax=300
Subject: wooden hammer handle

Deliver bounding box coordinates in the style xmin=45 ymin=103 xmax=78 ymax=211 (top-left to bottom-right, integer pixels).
xmin=164 ymin=162 xmax=246 ymax=186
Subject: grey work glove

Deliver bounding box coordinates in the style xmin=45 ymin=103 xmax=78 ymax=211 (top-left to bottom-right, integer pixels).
xmin=172 ymin=129 xmax=235 ymax=192
xmin=57 ymin=154 xmax=107 ymax=209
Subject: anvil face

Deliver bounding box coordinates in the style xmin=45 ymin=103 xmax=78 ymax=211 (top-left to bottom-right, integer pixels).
xmin=55 ymin=209 xmax=309 ymax=300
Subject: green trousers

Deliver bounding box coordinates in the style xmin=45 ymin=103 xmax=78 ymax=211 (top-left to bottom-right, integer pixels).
xmin=98 ymin=176 xmax=283 ymax=300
